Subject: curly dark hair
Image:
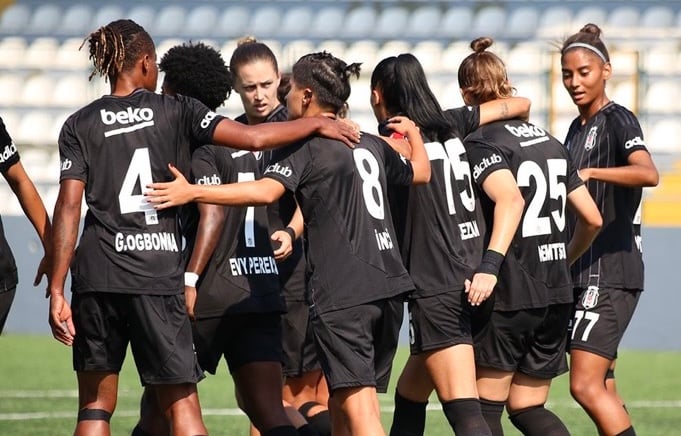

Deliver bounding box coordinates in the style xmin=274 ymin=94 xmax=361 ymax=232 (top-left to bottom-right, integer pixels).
xmin=159 ymin=41 xmax=232 ymax=111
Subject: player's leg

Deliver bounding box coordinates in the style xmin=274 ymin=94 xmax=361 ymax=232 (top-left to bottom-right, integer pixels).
xmin=75 ymin=371 xmax=118 ymax=436
xmin=133 ymin=386 xmax=169 ymax=436
xmin=389 ymin=354 xmax=433 ymax=436
xmin=331 ymin=386 xmax=384 ymax=436
xmin=154 ymin=383 xmax=206 ymax=436
xmin=506 ymin=374 xmax=568 ymax=436
xmin=476 ymin=367 xmax=513 ymax=436
xmin=0 ymin=286 xmax=16 ymax=334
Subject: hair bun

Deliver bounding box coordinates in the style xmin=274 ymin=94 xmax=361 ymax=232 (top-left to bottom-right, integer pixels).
xmin=237 ymin=36 xmax=258 ymax=47
xmin=579 ymin=23 xmax=602 ymax=37
xmin=344 ymin=62 xmax=362 ymax=80
xmin=470 ymin=37 xmax=494 ymax=53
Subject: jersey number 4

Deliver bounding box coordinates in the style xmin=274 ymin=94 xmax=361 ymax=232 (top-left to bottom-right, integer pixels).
xmin=517 ymin=159 xmax=566 ymax=237
xmin=119 ymin=147 xmax=158 ymax=225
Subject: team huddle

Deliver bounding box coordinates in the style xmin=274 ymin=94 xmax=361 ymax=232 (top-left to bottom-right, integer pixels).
xmin=0 ymin=16 xmax=659 ymax=436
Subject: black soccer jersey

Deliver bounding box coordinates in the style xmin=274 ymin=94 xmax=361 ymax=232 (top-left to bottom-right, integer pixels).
xmin=392 ymin=106 xmax=485 ymax=297
xmin=58 ymin=89 xmax=225 ymax=295
xmin=263 ymin=133 xmax=415 ymax=314
xmin=0 ymin=118 xmax=19 ymax=291
xmin=466 ymin=119 xmax=584 ymax=310
xmin=564 ymin=102 xmax=647 ymax=290
xmin=190 ymin=145 xmax=285 ymax=318
xmin=236 ymin=105 xmax=307 ymax=302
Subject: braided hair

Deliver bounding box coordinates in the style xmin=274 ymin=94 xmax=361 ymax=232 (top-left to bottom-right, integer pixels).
xmin=83 ymin=19 xmax=155 ymax=82
xmin=159 ymin=42 xmax=232 ymax=111
xmin=291 ymin=52 xmax=361 ymax=114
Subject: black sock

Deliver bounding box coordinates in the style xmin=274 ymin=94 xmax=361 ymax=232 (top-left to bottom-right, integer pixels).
xmin=262 ymin=425 xmax=299 ymax=436
xmin=296 ymin=423 xmax=320 ymax=436
xmin=131 ymin=425 xmax=153 ymax=436
xmin=615 ymin=427 xmax=636 ymax=436
xmin=508 ymin=405 xmax=569 ymax=436
xmin=479 ymin=398 xmax=505 ymax=436
xmin=389 ymin=390 xmax=428 ymax=436
xmin=305 ymin=410 xmax=330 ymax=436
xmin=442 ymin=398 xmax=491 ymax=436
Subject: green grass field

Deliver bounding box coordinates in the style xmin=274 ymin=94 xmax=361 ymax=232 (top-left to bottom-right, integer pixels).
xmin=1 ymin=335 xmax=680 ymax=435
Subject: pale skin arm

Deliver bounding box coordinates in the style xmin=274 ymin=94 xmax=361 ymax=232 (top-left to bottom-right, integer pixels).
xmin=48 ymin=179 xmax=83 ymax=345
xmin=3 ymin=161 xmax=52 ymax=290
xmin=566 ymin=185 xmax=603 ymax=266
xmin=184 ymin=203 xmax=226 ymax=320
xmin=212 ymin=115 xmax=359 ymax=151
xmin=146 ymin=164 xmax=286 ymax=210
xmin=271 ymin=204 xmax=303 ymax=261
xmin=465 ymin=169 xmax=525 ymax=306
xmin=579 ymin=150 xmax=659 ymax=187
xmin=478 ymin=96 xmax=532 ymax=125
xmin=382 ymin=116 xmax=431 ymax=184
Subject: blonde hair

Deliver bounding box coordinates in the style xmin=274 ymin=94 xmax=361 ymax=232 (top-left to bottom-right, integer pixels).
xmin=457 ymin=37 xmax=514 ymax=104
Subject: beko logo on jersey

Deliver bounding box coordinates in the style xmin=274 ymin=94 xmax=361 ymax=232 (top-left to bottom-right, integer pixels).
xmin=115 ymin=231 xmax=179 ymax=252
xmin=505 ymin=123 xmax=546 ymax=138
xmin=264 ymin=162 xmax=292 ymax=178
xmin=625 ymin=136 xmax=645 ymax=149
xmin=100 ymin=107 xmax=154 ymax=125
xmin=472 ymin=153 xmax=502 ymax=180
xmin=195 ymin=174 xmax=221 ymax=185
xmin=0 ymin=142 xmax=17 ymax=163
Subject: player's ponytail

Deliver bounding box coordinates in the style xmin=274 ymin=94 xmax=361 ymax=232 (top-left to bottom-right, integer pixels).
xmin=83 ymin=19 xmax=154 ymax=82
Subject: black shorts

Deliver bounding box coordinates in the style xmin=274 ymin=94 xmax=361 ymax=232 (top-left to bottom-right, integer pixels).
xmin=569 ymin=287 xmax=641 ymax=360
xmin=310 ymin=296 xmax=404 ymax=394
xmin=192 ymin=312 xmax=283 ymax=374
xmin=0 ymin=286 xmax=16 ymax=334
xmin=281 ymin=299 xmax=320 ymax=377
xmin=72 ymin=292 xmax=203 ymax=386
xmin=408 ymin=290 xmax=473 ymax=355
xmin=474 ymin=303 xmax=571 ymax=379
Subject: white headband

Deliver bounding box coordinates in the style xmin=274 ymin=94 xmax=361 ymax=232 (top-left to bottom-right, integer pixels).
xmin=564 ymin=42 xmax=608 ymax=63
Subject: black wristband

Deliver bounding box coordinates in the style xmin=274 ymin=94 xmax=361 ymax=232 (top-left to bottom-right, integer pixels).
xmin=475 ymin=249 xmax=505 ymax=276
xmin=283 ymin=226 xmax=296 ymax=241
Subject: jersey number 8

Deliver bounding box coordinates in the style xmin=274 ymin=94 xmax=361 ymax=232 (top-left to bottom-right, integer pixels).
xmin=353 ymin=148 xmax=385 ymax=220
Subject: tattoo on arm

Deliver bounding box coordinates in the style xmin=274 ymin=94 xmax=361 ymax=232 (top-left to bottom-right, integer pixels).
xmin=500 ymin=102 xmax=509 ymax=118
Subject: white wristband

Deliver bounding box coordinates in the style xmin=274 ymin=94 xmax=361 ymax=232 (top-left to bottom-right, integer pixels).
xmin=184 ymin=272 xmax=199 ymax=287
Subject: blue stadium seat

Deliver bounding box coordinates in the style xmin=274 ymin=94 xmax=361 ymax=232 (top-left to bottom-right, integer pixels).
xmin=505 ymin=6 xmax=539 ymax=39
xmin=181 ymin=5 xmax=219 ymax=39
xmin=280 ymin=6 xmax=315 ymax=39
xmin=310 ymin=7 xmax=346 ymax=39
xmin=19 ymin=74 xmax=55 ymax=107
xmin=573 ymin=6 xmax=607 ymax=28
xmin=607 ymin=6 xmax=640 ymax=28
xmin=55 ymin=38 xmax=91 ymax=70
xmin=153 ymin=5 xmax=187 ymax=38
xmin=344 ymin=6 xmax=377 ymax=39
xmin=538 ymin=6 xmax=573 ymax=36
xmin=640 ymin=6 xmax=675 ymax=28
xmin=506 ymin=42 xmax=548 ymax=74
xmin=471 ymin=6 xmax=507 ymax=38
xmin=316 ymin=40 xmax=347 ymax=61
xmin=440 ymin=41 xmax=472 ymax=73
xmin=57 ymin=3 xmax=94 ymax=37
xmin=25 ymin=4 xmax=62 ymax=36
xmin=52 ymin=74 xmax=89 ymax=108
xmin=405 ymin=6 xmax=442 ymax=39
xmin=23 ymin=37 xmax=60 ymax=70
xmin=0 ymin=4 xmax=32 ymax=35
xmin=437 ymin=6 xmax=473 ymax=39
xmin=376 ymin=40 xmax=412 ymax=66
xmin=411 ymin=41 xmax=444 ymax=74
xmin=248 ymin=6 xmax=281 ymax=39
xmin=344 ymin=40 xmax=379 ymax=71
xmin=281 ymin=40 xmax=316 ymax=69
xmin=373 ymin=6 xmax=410 ymax=39
xmin=213 ymin=6 xmax=250 ymax=39
xmin=126 ymin=5 xmax=156 ymax=34
xmin=0 ymin=74 xmax=23 ymax=106
xmin=93 ymin=5 xmax=126 ymax=29
xmin=0 ymin=37 xmax=27 ymax=69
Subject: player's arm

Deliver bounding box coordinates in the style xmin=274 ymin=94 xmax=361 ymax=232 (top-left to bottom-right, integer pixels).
xmin=478 ymin=96 xmax=531 ymax=125
xmin=48 ymin=179 xmax=83 ymax=346
xmin=3 ymin=161 xmax=52 ymax=287
xmin=212 ymin=116 xmax=360 ymax=151
xmin=566 ymin=185 xmax=603 ymax=266
xmin=272 ymin=203 xmax=303 ymax=261
xmin=184 ymin=203 xmax=225 ymax=320
xmin=466 ymin=169 xmax=525 ymax=306
xmin=146 ymin=164 xmax=286 ymax=209
xmin=382 ymin=116 xmax=431 ymax=184
xmin=578 ymin=149 xmax=659 ymax=187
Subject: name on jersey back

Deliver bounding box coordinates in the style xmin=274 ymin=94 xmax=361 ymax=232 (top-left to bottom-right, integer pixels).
xmin=229 ymin=256 xmax=279 ymax=276
xmin=115 ymin=231 xmax=179 ymax=252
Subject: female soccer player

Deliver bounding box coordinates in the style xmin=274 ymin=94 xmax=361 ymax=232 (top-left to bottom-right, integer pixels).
xmin=561 ymin=24 xmax=659 ymax=436
xmin=230 ymin=37 xmax=331 ymax=436
xmin=369 ymin=53 xmax=530 ymax=436
xmin=47 ymin=19 xmax=357 ymax=436
xmin=0 ymin=117 xmax=51 ymax=334
xmin=460 ymin=37 xmax=603 ymax=436
xmin=146 ymin=51 xmax=430 ymax=436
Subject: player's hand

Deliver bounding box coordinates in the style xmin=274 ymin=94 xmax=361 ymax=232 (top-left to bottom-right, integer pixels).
xmin=271 ymin=230 xmax=293 ymax=261
xmin=577 ymin=168 xmax=592 ymax=182
xmin=184 ymin=285 xmax=197 ymax=321
xmin=146 ymin=164 xmax=194 ymax=210
xmin=384 ymin=116 xmax=419 ymax=139
xmin=34 ymin=254 xmax=52 ymax=298
xmin=49 ymin=294 xmax=75 ymax=346
xmin=315 ymin=115 xmax=360 ymax=148
xmin=465 ymin=273 xmax=497 ymax=306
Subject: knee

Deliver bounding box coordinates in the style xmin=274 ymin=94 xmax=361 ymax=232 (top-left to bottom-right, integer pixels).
xmin=569 ymin=377 xmax=599 ymax=403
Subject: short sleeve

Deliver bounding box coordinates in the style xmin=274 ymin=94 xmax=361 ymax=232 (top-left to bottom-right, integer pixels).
xmin=378 ymin=137 xmax=413 ymax=187
xmin=58 ymin=115 xmax=87 ymax=183
xmin=465 ymin=140 xmax=509 ymax=187
xmin=191 ymin=145 xmax=226 ymax=186
xmin=179 ymin=95 xmax=227 ymax=146
xmin=615 ymin=118 xmax=648 ymax=159
xmin=263 ymin=142 xmax=307 ymax=192
xmin=444 ymin=105 xmax=480 ymax=137
xmin=0 ymin=118 xmax=19 ymax=173
xmin=566 ymin=153 xmax=584 ymax=194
